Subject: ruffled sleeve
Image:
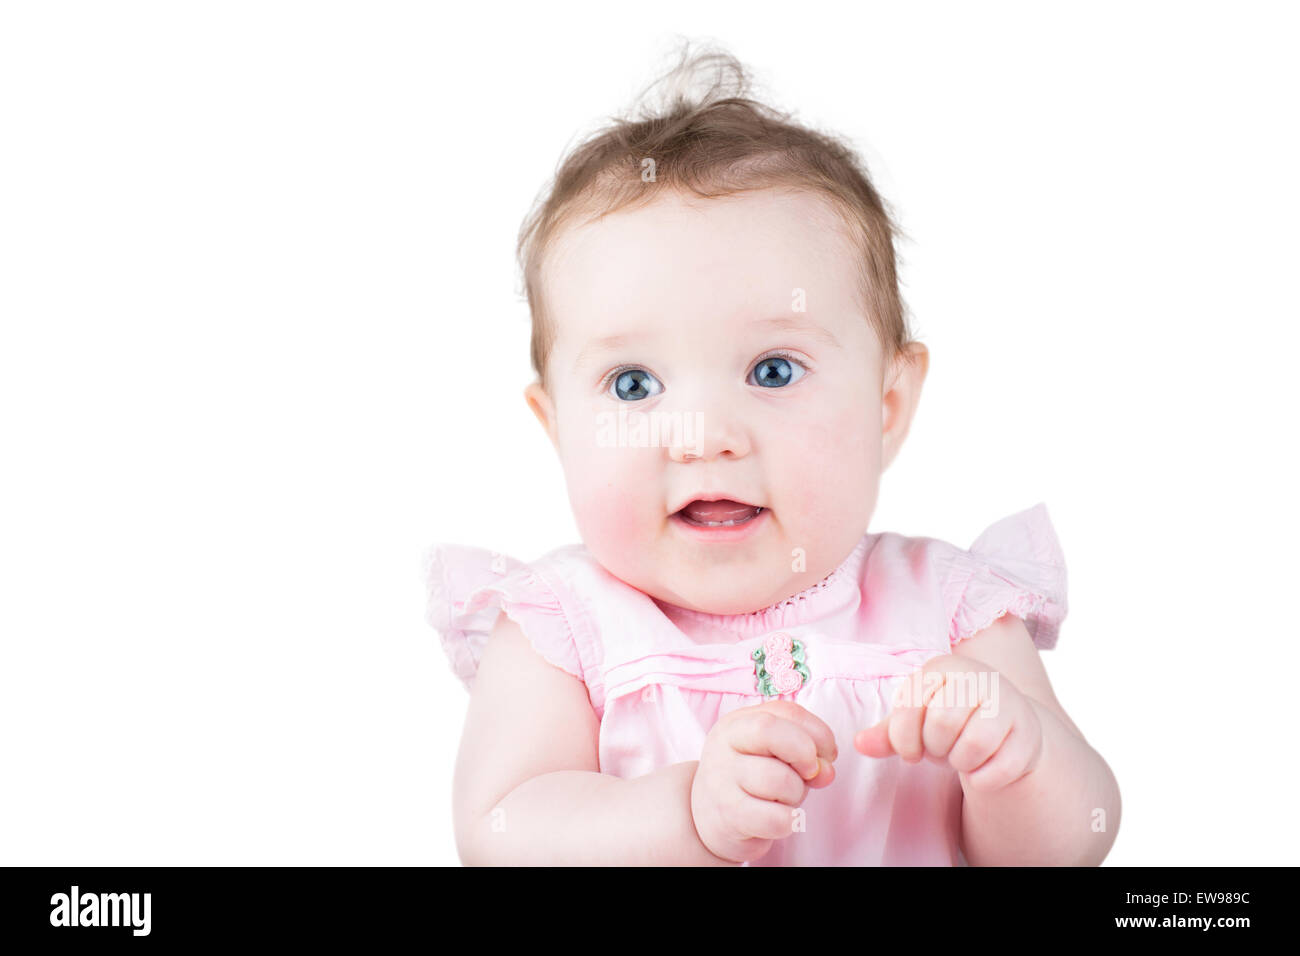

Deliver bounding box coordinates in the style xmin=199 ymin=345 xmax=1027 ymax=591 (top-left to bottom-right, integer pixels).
xmin=940 ymin=502 xmax=1069 ymax=650
xmin=422 ymin=543 xmax=588 ymax=692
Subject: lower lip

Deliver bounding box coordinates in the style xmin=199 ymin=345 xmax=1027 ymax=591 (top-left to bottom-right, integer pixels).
xmin=670 ymin=506 xmax=770 ymax=542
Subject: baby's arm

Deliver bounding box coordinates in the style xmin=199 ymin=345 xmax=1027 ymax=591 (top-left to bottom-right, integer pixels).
xmin=951 ymin=613 xmax=1121 ymax=865
xmin=452 ymin=611 xmax=737 ymax=866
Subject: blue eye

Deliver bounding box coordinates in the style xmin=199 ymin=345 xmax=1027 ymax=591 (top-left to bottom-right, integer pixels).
xmin=609 ymin=368 xmax=663 ymax=401
xmin=750 ymin=354 xmax=806 ymax=388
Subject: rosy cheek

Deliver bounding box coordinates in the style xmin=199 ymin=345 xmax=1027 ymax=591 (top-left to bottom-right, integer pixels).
xmin=771 ymin=402 xmax=878 ymax=527
xmin=818 ymin=397 xmax=878 ymax=468
xmin=562 ymin=445 xmax=656 ymax=551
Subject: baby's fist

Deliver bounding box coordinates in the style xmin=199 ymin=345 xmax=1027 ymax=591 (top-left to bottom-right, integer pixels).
xmin=691 ymin=699 xmax=837 ymax=864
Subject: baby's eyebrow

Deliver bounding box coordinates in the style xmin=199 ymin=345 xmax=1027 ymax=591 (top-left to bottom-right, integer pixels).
xmin=574 ymin=333 xmax=636 ymax=370
xmin=572 ymin=316 xmax=841 ymax=371
xmin=750 ymin=315 xmax=841 ymax=349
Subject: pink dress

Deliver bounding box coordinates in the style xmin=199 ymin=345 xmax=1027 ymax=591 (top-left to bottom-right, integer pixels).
xmin=424 ymin=502 xmax=1068 ymax=866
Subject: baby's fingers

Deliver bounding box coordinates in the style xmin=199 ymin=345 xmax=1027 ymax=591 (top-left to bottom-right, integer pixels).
xmin=731 ymin=790 xmax=804 ymax=842
xmin=882 ymin=668 xmax=934 ymax=762
xmin=752 ymin=699 xmax=839 ymax=763
xmin=805 ymin=758 xmax=835 ymax=788
xmin=858 ymin=669 xmax=963 ymax=763
xmin=734 ymin=754 xmax=809 ymax=806
xmin=953 ymin=699 xmax=1042 ymax=791
xmin=854 ymin=721 xmax=893 ymax=758
xmin=728 ymin=709 xmax=825 ymax=781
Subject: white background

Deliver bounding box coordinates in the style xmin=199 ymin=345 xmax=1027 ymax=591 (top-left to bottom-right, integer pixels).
xmin=2 ymin=1 xmax=1296 ymax=866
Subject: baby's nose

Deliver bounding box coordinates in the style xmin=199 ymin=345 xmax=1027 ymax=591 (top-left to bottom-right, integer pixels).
xmin=665 ymin=405 xmax=751 ymax=462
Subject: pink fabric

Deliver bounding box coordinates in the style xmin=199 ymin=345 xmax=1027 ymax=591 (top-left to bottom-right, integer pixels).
xmin=423 ymin=502 xmax=1068 ymax=866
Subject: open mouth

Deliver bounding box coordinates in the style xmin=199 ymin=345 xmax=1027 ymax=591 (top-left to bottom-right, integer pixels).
xmin=674 ymin=499 xmax=766 ymax=528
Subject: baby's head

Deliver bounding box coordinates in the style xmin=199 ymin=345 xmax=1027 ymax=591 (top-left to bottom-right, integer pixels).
xmin=518 ymin=47 xmax=929 ymax=615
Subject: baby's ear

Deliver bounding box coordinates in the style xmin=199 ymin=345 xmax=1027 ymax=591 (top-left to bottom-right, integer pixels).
xmin=523 ymin=381 xmax=560 ymax=451
xmin=881 ymin=342 xmax=929 ymax=471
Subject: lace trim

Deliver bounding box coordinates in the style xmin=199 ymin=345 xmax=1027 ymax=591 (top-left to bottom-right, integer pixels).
xmin=950 ymin=588 xmax=1049 ymax=645
xmin=739 ymin=565 xmax=841 ymax=615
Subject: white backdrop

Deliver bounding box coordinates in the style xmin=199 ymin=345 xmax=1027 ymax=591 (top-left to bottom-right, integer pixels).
xmin=2 ymin=1 xmax=1296 ymax=866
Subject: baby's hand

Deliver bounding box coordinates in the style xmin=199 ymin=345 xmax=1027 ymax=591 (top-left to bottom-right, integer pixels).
xmin=690 ymin=699 xmax=837 ymax=864
xmin=854 ymin=655 xmax=1044 ymax=793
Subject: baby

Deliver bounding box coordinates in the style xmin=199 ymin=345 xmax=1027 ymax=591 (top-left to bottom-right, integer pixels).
xmin=424 ymin=47 xmax=1120 ymax=866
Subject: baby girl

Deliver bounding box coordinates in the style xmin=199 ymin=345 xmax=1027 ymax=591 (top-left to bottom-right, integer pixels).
xmin=424 ymin=48 xmax=1120 ymax=866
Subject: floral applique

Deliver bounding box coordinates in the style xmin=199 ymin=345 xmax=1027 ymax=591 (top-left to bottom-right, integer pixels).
xmin=752 ymin=631 xmax=809 ymax=697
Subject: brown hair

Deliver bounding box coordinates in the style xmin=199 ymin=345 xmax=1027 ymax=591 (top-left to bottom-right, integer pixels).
xmin=516 ymin=42 xmax=916 ymax=391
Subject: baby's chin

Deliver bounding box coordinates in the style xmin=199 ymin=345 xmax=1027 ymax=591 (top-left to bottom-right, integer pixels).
xmin=639 ymin=565 xmax=803 ymax=616
xmin=585 ymin=516 xmax=839 ymax=615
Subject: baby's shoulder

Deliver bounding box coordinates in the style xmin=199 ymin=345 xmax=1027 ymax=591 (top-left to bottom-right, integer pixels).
xmin=423 ymin=540 xmax=655 ymax=711
xmin=860 ymin=503 xmax=1069 ymax=652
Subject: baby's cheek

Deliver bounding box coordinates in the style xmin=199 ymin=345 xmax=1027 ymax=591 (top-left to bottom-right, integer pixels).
xmin=776 ymin=408 xmax=877 ymax=533
xmin=816 ymin=402 xmax=878 ymax=480
xmin=563 ymin=448 xmax=658 ymax=558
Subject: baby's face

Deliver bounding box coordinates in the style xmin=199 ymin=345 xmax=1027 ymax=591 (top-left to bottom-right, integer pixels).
xmin=526 ymin=187 xmax=925 ymax=615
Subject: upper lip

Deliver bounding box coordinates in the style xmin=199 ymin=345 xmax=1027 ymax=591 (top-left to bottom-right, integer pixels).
xmin=670 ymin=493 xmax=764 ymax=516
